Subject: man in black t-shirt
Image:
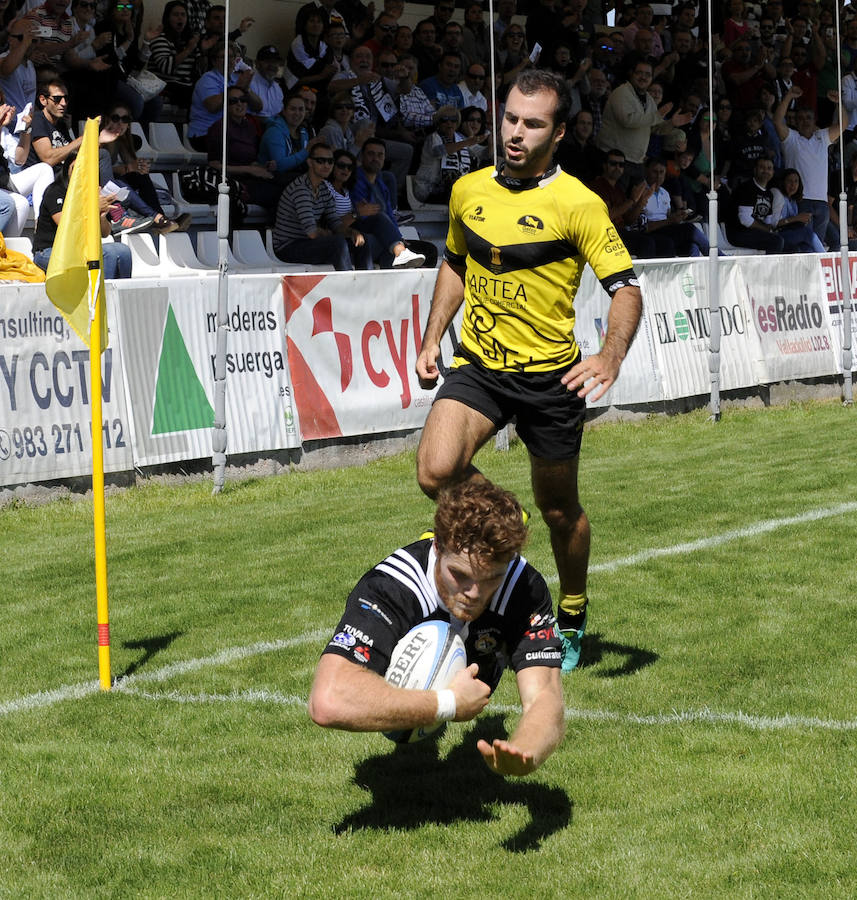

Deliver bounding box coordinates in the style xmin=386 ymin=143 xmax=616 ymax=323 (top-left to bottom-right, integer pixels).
xmin=725 ymin=157 xmax=784 ymax=253
xmin=309 ymin=480 xmax=565 ymax=777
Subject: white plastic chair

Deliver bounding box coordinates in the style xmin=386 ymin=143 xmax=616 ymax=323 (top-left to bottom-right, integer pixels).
xmin=179 ymin=124 xmax=209 ymax=165
xmin=148 ymin=122 xmax=193 ymax=168
xmin=170 ymin=172 xmax=216 ymax=225
xmin=405 ymin=175 xmax=449 ymax=221
xmin=4 ymin=236 xmax=33 ymax=257
xmin=264 ymin=229 xmax=334 ymax=272
xmin=718 ymin=223 xmax=757 ymax=257
xmin=159 ymin=231 xmax=213 ymax=272
xmin=234 ymin=229 xmax=314 ymax=273
xmin=121 ymin=232 xmax=166 ymax=277
xmin=196 ymin=229 xmax=246 ymax=270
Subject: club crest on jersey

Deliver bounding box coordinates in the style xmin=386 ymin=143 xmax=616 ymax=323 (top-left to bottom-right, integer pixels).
xmin=489 ymin=246 xmax=502 ymax=270
xmin=517 ymin=214 xmax=544 ymax=235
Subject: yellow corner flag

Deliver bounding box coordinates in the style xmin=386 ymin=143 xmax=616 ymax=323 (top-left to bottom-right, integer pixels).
xmin=45 ymin=118 xmax=112 ymax=690
xmin=45 ymin=118 xmax=108 ymax=353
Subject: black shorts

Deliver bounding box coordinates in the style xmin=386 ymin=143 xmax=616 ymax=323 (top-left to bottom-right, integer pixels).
xmin=435 ymin=352 xmax=586 ymax=460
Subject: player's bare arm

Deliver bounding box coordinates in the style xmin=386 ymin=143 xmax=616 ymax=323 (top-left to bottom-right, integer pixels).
xmin=477 ymin=665 xmax=565 ymax=776
xmin=561 ymin=284 xmax=643 ymax=402
xmin=309 ymin=654 xmax=490 ymax=732
xmin=416 ymin=259 xmax=467 ymax=388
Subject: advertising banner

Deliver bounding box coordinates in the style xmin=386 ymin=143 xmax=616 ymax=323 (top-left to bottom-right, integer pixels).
xmin=736 ymin=254 xmax=837 ymax=383
xmin=0 ymin=284 xmax=133 ymax=486
xmin=283 ymin=270 xmax=448 ymax=440
xmin=642 ymin=260 xmax=756 ymax=399
xmin=574 ymin=264 xmax=663 ymax=407
xmin=114 ymin=275 xmax=299 ymax=468
xmin=818 ymin=253 xmax=857 ymax=373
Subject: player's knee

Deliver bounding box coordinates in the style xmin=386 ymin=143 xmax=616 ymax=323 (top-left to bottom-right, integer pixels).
xmin=538 ymin=501 xmax=586 ymax=533
xmin=416 ymin=451 xmax=451 ymax=499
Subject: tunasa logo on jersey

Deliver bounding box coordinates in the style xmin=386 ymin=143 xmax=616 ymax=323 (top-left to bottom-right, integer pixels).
xmin=517 ymin=215 xmax=544 ymax=235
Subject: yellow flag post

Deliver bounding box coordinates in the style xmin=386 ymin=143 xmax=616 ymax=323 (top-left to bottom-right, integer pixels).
xmin=44 ymin=119 xmax=112 ymax=690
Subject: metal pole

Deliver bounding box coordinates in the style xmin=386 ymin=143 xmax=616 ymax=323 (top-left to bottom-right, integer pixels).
xmin=835 ymin=0 xmax=854 ymax=405
xmin=212 ymin=2 xmax=232 ymax=493
xmin=706 ymin=0 xmax=721 ymax=421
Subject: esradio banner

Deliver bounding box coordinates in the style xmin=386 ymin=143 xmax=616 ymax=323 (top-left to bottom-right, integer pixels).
xmin=736 ymin=254 xmax=837 ymax=384
xmin=114 ymin=275 xmax=299 ymax=468
xmin=282 ymin=270 xmax=449 ymax=440
xmin=0 ymin=284 xmax=133 ymax=486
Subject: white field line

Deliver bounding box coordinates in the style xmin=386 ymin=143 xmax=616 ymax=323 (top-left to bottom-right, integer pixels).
xmin=543 ymin=500 xmax=857 ymax=582
xmin=111 ymin=691 xmax=857 ymax=733
xmin=0 ymin=630 xmax=327 ymax=719
xmin=3 ymin=502 xmax=857 ymax=728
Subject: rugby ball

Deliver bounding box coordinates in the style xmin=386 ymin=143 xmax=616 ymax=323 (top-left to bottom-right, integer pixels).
xmin=383 ymin=620 xmax=467 ymax=744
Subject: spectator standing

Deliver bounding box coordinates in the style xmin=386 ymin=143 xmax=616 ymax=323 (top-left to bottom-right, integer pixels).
xmin=596 ymin=56 xmax=691 ymax=185
xmin=250 ymin=45 xmax=285 ymax=118
xmin=462 ymin=1 xmax=490 ymax=67
xmin=148 ymin=0 xmax=208 ymax=113
xmin=412 ymin=19 xmax=442 ymax=81
xmin=0 ymin=17 xmax=38 ymax=115
xmin=774 ymin=84 xmax=841 ymax=248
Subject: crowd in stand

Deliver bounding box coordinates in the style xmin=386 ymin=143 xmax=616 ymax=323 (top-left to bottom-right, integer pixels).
xmin=4 ymin=0 xmax=857 ymax=277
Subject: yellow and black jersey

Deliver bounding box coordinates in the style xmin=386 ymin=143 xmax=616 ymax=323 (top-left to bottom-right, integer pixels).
xmin=445 ymin=164 xmax=638 ymax=372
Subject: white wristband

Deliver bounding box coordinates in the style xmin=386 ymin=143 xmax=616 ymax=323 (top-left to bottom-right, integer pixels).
xmin=435 ymin=688 xmax=456 ymax=722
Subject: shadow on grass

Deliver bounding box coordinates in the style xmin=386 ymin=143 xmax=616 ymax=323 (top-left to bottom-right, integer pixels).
xmin=120 ymin=631 xmax=184 ymax=678
xmin=333 ymin=714 xmax=571 ymax=852
xmin=579 ymin=631 xmax=658 ymax=678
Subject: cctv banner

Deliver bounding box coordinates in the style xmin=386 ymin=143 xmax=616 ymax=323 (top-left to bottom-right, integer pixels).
xmin=282 ymin=271 xmax=449 ymax=440
xmin=0 ymin=284 xmax=133 ymax=486
xmin=114 ymin=276 xmax=300 ymax=467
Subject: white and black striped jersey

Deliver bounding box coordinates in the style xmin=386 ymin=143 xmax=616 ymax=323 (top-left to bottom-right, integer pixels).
xmin=322 ymin=538 xmax=561 ymax=692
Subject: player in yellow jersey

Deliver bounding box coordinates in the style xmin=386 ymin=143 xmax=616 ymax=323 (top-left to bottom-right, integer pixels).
xmin=415 ymin=69 xmax=643 ymax=672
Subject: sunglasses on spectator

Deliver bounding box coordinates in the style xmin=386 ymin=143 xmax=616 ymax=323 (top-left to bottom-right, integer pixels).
xmin=439 ymin=115 xmax=458 ymax=122
xmin=507 ymin=31 xmax=524 ymax=37
xmin=607 ymin=160 xmax=625 ymax=167
xmin=109 ymin=113 xmax=132 ymax=122
xmin=310 ymin=156 xmax=334 ymax=163
xmin=335 ymin=161 xmax=353 ymax=170
xmin=227 ymin=95 xmax=249 ymax=104
xmin=379 ymin=60 xmax=398 ymax=67
xmin=78 ymin=0 xmax=97 ymax=7
xmin=49 ymin=94 xmax=69 ymax=103
xmin=115 ymin=3 xmax=134 ymax=9
xmin=468 ymin=72 xmax=485 ymax=79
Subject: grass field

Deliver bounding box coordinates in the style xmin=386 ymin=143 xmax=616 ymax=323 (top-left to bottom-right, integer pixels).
xmin=2 ymin=400 xmax=857 ymax=899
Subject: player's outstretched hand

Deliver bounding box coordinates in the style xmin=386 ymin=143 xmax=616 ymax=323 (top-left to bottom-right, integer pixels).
xmin=477 ymin=738 xmax=537 ymax=776
xmin=561 ymin=351 xmax=621 ymax=402
xmin=416 ymin=342 xmax=441 ymax=390
xmin=449 ymin=663 xmax=491 ymax=721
